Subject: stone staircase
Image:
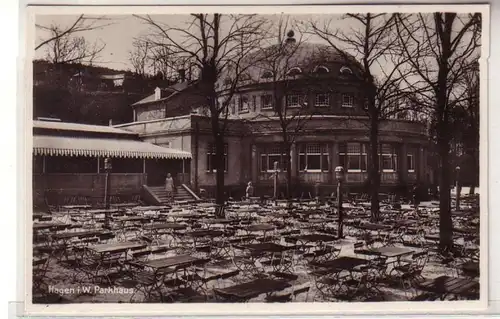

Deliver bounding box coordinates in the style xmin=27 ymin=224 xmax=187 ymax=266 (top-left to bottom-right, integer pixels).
xmin=146 ymin=185 xmax=198 ymax=204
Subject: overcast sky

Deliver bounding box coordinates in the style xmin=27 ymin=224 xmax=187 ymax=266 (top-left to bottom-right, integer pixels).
xmin=34 ymin=14 xmax=352 ymax=71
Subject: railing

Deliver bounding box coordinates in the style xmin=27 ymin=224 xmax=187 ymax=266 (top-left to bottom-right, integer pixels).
xmin=258 ymin=171 xmax=288 ymax=183
xmin=298 ymin=171 xmax=330 ymax=184
xmin=408 ymin=171 xmax=417 ymax=182
xmin=381 ymin=172 xmax=399 ymax=184
xmin=346 ymin=172 xmax=368 ymax=183
xmin=345 ymin=171 xmax=400 ymax=184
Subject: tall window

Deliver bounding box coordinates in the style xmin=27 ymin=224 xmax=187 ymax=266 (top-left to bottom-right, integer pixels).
xmin=261 ymin=94 xmax=273 ymax=110
xmin=238 ymin=95 xmax=249 ymax=113
xmin=286 ymin=94 xmax=305 ymax=108
xmin=260 ymin=144 xmax=288 ymax=172
xmin=230 ymin=98 xmax=236 ymax=114
xmin=341 ymin=94 xmax=354 ymax=107
xmin=407 ymin=147 xmax=417 ymax=172
xmin=379 ymin=144 xmax=397 ymax=172
xmin=315 ymin=93 xmax=330 ymax=107
xmin=252 ymin=96 xmax=257 ymax=112
xmin=339 ymin=143 xmax=368 ymax=172
xmin=206 ymin=143 xmax=228 ymax=172
xmin=299 ymin=143 xmax=329 ymax=172
xmin=407 ymin=154 xmax=415 ymax=172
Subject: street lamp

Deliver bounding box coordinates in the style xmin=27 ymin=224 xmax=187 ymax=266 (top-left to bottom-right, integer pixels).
xmin=273 ymin=161 xmax=279 ymax=200
xmin=104 ymin=158 xmax=112 ymax=228
xmin=335 ymin=166 xmax=345 ymax=239
xmin=455 ymin=166 xmax=461 ymax=211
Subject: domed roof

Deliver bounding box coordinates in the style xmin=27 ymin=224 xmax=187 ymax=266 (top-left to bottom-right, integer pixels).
xmin=222 ymin=40 xmax=362 ymax=85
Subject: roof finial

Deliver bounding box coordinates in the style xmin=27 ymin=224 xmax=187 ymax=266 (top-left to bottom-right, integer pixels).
xmin=286 ymin=30 xmax=296 ymax=44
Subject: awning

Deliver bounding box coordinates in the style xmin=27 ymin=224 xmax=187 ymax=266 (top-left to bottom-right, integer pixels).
xmin=33 ymin=135 xmax=191 ymax=160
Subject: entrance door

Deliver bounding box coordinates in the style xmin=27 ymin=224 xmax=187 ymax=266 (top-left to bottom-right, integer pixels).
xmin=145 ymin=159 xmax=184 ymax=186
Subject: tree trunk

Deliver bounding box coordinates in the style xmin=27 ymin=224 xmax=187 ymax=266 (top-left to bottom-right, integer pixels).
xmin=214 ymin=135 xmax=226 ymax=204
xmin=285 ymin=144 xmax=292 ymax=200
xmin=437 ymin=138 xmax=453 ymax=252
xmin=369 ymin=119 xmax=381 ymax=222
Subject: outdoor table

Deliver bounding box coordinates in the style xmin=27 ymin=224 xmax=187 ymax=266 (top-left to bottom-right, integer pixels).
xmin=292 ymin=234 xmax=340 ymax=262
xmin=416 ymin=275 xmax=479 ymax=300
xmin=233 ymin=242 xmax=295 ymax=275
xmin=81 ymin=241 xmax=147 ymax=285
xmin=357 ymin=223 xmax=392 ymax=242
xmin=33 ymin=222 xmax=70 ymax=230
xmin=88 ymin=241 xmax=147 ymax=254
xmin=199 ymin=218 xmax=236 ymax=230
xmin=113 ymin=216 xmax=148 ymax=240
xmin=133 ymin=205 xmax=170 ymax=211
xmin=183 ymin=229 xmax=226 ymax=254
xmin=111 ymin=203 xmax=140 ymax=208
xmin=129 ymin=254 xmax=210 ymax=301
xmin=312 ymin=256 xmax=368 ymax=271
xmin=424 ymin=234 xmax=440 ymax=241
xmin=369 ymin=246 xmax=414 ymax=258
xmin=143 ymin=223 xmax=187 ymax=245
xmin=52 ymin=229 xmax=109 ymax=244
xmin=213 ymin=278 xmax=291 ymax=302
xmin=310 ymin=256 xmax=370 ymax=298
xmin=59 ymin=205 xmax=91 ymax=211
xmin=369 ymin=246 xmax=415 ymax=277
xmin=453 ymin=227 xmax=479 ymax=235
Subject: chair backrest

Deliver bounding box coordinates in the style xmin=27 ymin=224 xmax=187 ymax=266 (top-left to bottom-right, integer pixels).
xmin=354 ymin=242 xmax=364 ymax=249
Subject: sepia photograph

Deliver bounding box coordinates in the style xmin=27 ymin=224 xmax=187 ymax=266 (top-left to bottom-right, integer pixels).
xmin=27 ymin=5 xmax=487 ymax=313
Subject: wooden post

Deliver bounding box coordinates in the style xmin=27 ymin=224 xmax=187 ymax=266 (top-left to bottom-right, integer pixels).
xmin=97 ymin=157 xmax=100 ymax=173
xmin=455 ymin=166 xmax=461 ymax=211
xmin=142 ymin=158 xmax=146 ymax=174
xmin=42 ymin=155 xmax=46 ymax=174
xmin=273 ymin=161 xmax=278 ymax=199
xmin=335 ymin=166 xmax=345 ymax=239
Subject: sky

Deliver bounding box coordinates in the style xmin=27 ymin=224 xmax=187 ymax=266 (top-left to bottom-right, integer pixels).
xmin=34 ymin=14 xmax=349 ymax=72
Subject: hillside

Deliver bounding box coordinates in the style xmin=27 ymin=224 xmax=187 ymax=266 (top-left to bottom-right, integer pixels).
xmin=32 ymin=60 xmax=174 ymax=125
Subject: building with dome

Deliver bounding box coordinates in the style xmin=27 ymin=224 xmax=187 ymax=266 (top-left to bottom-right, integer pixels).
xmin=116 ymin=34 xmax=430 ymax=199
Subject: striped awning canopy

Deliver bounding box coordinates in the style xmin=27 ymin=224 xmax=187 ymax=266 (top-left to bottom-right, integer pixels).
xmin=33 ymin=135 xmax=191 ymax=160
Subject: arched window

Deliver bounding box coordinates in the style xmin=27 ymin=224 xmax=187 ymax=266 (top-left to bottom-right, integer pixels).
xmin=314 ymin=65 xmax=330 ymax=74
xmin=261 ymin=70 xmax=274 ymax=79
xmin=340 ymin=66 xmax=353 ymax=75
xmin=286 ymin=67 xmax=302 ymax=77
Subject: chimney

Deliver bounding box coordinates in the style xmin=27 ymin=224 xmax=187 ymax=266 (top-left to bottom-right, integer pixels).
xmin=108 ymin=119 xmax=113 ymax=126
xmin=154 ymin=87 xmax=162 ymax=100
xmin=286 ymin=30 xmax=296 ymax=45
xmin=178 ymin=69 xmax=186 ymax=82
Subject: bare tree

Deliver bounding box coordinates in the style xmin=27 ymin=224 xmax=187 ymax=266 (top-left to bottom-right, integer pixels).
xmin=310 ymin=13 xmax=418 ymax=221
xmin=135 ymin=14 xmax=269 ymax=204
xmin=43 ymin=29 xmax=106 ymax=64
xmin=36 ymin=15 xmax=112 ymax=51
xmin=395 ymin=12 xmax=481 ymax=252
xmin=129 ymin=39 xmax=150 ymax=77
xmin=244 ymin=16 xmax=325 ymax=199
xmin=450 ymin=60 xmax=480 ymax=194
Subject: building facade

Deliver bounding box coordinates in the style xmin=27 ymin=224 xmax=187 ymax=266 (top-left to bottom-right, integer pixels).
xmin=116 ymin=39 xmax=429 ymax=198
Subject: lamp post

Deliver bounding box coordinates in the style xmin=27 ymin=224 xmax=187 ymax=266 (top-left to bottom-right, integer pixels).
xmin=335 ymin=166 xmax=345 ymax=239
xmin=104 ymin=157 xmax=112 ymax=228
xmin=455 ymin=166 xmax=461 ymax=211
xmin=273 ymin=161 xmax=279 ymax=200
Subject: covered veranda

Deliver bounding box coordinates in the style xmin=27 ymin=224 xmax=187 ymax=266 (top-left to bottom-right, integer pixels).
xmin=32 ymin=135 xmax=191 ymax=207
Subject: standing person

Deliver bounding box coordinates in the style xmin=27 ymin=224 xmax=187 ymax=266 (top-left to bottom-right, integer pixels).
xmin=165 ymin=173 xmax=175 ymax=202
xmin=246 ymin=181 xmax=254 ymax=200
